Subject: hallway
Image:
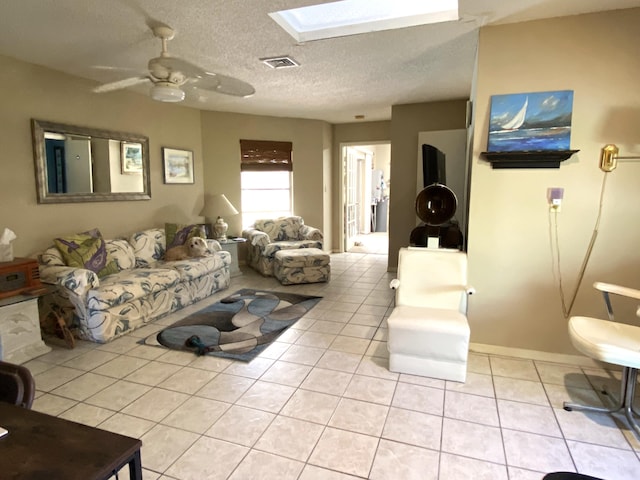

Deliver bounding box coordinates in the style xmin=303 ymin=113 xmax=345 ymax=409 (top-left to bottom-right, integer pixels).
xmin=348 ymin=232 xmax=389 ymax=255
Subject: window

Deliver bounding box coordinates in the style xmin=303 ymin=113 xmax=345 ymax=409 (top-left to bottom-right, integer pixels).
xmin=269 ymin=0 xmax=458 ymax=42
xmin=241 ymin=171 xmax=292 ymax=227
xmin=239 ymin=140 xmax=293 ymax=227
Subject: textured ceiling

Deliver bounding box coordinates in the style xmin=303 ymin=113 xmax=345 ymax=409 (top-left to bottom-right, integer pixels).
xmin=1 ymin=0 xmax=639 ymax=124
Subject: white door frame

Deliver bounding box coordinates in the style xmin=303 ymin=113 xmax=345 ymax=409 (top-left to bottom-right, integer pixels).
xmin=339 ymin=141 xmax=390 ymax=252
xmin=344 ymin=146 xmax=358 ymax=251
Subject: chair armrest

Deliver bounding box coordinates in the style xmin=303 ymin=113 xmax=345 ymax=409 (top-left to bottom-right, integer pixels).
xmin=40 ymin=265 xmax=99 ymax=298
xmin=594 ymin=281 xmax=640 ymax=318
xmin=242 ymin=229 xmax=270 ymax=248
xmin=206 ymin=239 xmax=222 ymax=252
xmin=594 ymin=282 xmax=640 ymax=300
xmin=299 ymin=225 xmax=323 ymax=242
xmin=390 ymin=279 xmax=473 ymax=294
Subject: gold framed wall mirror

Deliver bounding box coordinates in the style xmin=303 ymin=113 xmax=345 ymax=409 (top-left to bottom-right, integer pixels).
xmin=31 ymin=119 xmax=151 ymax=204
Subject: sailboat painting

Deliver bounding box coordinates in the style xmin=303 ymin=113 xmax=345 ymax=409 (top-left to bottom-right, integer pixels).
xmin=487 ymin=90 xmax=574 ymax=152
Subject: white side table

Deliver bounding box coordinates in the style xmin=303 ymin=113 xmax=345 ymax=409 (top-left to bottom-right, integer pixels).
xmin=0 ymin=294 xmax=51 ymax=364
xmin=218 ymin=239 xmax=245 ymax=277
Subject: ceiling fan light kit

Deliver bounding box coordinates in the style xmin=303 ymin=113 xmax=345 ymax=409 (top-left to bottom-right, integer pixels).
xmin=150 ymin=83 xmax=185 ymax=102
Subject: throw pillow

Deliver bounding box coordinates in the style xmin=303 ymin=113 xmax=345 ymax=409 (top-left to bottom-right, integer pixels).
xmin=165 ymin=223 xmax=206 ymax=249
xmin=53 ymin=229 xmax=119 ymax=278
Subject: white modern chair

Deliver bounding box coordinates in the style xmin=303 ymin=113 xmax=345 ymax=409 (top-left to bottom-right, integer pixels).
xmin=387 ymin=247 xmax=474 ymax=382
xmin=563 ymin=282 xmax=640 ymax=437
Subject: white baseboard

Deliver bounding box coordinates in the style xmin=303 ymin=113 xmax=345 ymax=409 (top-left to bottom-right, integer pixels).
xmin=469 ymin=342 xmax=609 ymax=369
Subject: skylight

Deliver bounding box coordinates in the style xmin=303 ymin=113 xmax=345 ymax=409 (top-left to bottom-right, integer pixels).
xmin=269 ymin=0 xmax=459 ymax=42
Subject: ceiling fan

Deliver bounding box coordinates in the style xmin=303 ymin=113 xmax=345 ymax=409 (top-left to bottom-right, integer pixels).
xmin=92 ymin=25 xmax=255 ymax=102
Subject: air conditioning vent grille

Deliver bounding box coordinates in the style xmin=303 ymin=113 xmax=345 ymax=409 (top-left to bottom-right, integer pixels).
xmin=260 ymin=56 xmax=300 ymax=69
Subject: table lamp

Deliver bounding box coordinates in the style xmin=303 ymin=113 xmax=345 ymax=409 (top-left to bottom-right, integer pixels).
xmin=200 ymin=194 xmax=239 ymax=241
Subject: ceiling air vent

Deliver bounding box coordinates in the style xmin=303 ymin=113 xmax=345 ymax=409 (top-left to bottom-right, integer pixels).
xmin=260 ymin=56 xmax=300 ymax=69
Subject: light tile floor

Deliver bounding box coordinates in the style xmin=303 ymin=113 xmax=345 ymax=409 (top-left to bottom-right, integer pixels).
xmin=27 ymin=252 xmax=640 ymax=480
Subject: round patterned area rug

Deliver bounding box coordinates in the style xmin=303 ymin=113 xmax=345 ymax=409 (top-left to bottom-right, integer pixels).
xmin=142 ymin=288 xmax=321 ymax=362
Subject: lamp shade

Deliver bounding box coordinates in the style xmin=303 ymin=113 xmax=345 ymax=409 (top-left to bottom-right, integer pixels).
xmin=200 ymin=194 xmax=239 ymax=221
xmin=200 ymin=194 xmax=239 ymax=241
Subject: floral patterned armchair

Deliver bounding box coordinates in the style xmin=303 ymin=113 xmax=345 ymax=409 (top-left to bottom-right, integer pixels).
xmin=242 ymin=216 xmax=323 ymax=276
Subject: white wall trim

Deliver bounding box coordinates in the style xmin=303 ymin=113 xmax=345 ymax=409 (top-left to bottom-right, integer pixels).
xmin=470 ymin=342 xmax=609 ymax=369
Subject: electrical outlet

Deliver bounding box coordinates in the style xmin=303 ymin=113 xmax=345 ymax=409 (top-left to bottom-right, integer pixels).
xmin=547 ymin=187 xmax=564 ymax=213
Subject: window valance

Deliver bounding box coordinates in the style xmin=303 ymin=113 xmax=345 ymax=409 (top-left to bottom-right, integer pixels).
xmin=240 ymin=139 xmax=293 ymax=171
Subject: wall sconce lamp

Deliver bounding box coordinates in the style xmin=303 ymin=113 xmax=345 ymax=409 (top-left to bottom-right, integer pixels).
xmin=200 ymin=194 xmax=239 ymax=242
xmin=599 ymin=144 xmax=640 ymax=172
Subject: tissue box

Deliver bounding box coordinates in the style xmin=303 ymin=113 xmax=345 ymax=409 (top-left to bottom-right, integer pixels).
xmin=0 ymin=244 xmax=13 ymax=263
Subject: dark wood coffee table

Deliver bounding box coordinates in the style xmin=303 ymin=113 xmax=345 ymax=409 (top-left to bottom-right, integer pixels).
xmin=0 ymin=403 xmax=142 ymax=479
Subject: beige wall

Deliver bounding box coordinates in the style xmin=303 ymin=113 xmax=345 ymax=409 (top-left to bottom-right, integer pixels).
xmin=199 ymin=111 xmax=332 ymax=252
xmin=0 ymin=54 xmax=204 ymax=257
xmin=389 ymin=100 xmax=469 ymax=268
xmin=468 ymin=8 xmax=640 ymax=354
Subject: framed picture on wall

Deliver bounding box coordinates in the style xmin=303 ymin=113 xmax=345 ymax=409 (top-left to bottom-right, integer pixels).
xmin=162 ymin=147 xmax=194 ymax=184
xmin=121 ymin=142 xmax=143 ymax=174
xmin=487 ymin=90 xmax=574 ymax=152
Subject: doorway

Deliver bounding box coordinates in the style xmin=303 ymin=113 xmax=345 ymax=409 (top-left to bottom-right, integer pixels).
xmin=342 ymin=143 xmax=390 ymax=254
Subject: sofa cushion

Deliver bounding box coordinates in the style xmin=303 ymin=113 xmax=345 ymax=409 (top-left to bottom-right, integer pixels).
xmin=129 ymin=229 xmax=165 ymax=268
xmin=253 ymin=217 xmax=303 ymax=241
xmin=106 ymin=239 xmax=136 ymax=270
xmin=163 ymin=252 xmax=230 ymax=281
xmin=53 ymin=229 xmax=119 ymax=278
xmin=165 ymin=223 xmax=206 ymax=249
xmin=262 ymin=240 xmax=323 ymax=259
xmin=86 ymin=267 xmax=181 ymax=310
xmin=40 ymin=245 xmax=65 ymax=267
xmin=274 ymin=248 xmax=329 ymax=268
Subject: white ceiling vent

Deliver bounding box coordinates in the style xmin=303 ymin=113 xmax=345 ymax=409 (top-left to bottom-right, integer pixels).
xmin=260 ymin=56 xmax=300 ymax=69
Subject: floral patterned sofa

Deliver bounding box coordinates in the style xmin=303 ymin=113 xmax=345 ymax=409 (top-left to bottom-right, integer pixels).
xmin=39 ymin=228 xmax=231 ymax=343
xmin=242 ymin=216 xmax=323 ymax=276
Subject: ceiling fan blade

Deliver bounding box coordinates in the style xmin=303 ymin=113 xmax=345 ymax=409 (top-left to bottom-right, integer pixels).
xmin=93 ymin=76 xmax=150 ymax=93
xmin=194 ymin=72 xmax=255 ymax=98
xmin=182 ymin=84 xmax=210 ymax=103
xmin=157 ymin=56 xmax=254 ymax=97
xmin=92 ymin=65 xmax=148 ymax=76
xmin=155 ymin=56 xmax=205 ymax=78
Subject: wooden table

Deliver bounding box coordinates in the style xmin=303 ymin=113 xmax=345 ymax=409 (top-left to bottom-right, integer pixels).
xmin=0 ymin=403 xmax=142 ymax=479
